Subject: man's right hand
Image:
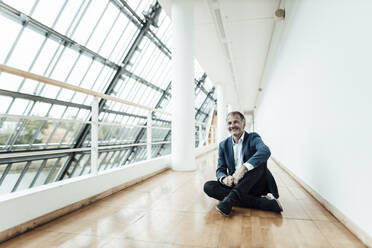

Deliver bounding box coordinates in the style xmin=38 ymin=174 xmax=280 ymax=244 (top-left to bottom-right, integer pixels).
xmin=223 ymin=175 xmax=234 ymax=187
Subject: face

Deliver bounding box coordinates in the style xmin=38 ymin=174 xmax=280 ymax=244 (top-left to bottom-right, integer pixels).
xmin=227 ymin=114 xmax=245 ymax=137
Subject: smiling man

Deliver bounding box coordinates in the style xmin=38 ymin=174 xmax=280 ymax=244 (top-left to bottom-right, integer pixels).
xmin=203 ymin=111 xmax=283 ymax=216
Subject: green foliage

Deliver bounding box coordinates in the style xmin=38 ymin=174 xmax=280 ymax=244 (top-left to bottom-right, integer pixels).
xmin=0 ymin=133 xmax=9 ymax=145
xmin=0 ymin=122 xmax=15 ymax=145
xmin=15 ymin=120 xmax=50 ymax=145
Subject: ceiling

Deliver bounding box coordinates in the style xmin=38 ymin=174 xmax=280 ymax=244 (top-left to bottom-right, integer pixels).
xmin=159 ymin=0 xmax=281 ymax=113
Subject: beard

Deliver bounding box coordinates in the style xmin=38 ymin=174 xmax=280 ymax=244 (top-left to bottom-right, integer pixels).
xmin=229 ymin=128 xmax=241 ymax=135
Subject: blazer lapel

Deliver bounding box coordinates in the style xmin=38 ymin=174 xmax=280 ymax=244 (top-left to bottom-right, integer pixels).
xmin=242 ymin=131 xmax=249 ymax=162
xmin=227 ymin=137 xmax=235 ymax=170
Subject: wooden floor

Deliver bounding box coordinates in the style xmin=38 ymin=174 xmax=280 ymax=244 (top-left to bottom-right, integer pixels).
xmin=1 ymin=152 xmax=366 ymax=248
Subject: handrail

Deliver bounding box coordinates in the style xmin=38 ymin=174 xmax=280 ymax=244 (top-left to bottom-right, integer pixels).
xmin=0 ymin=63 xmax=216 ymax=193
xmin=0 ymin=148 xmax=91 ymax=159
xmin=0 ymin=64 xmax=210 ymax=126
xmin=0 ymin=64 xmax=170 ymax=115
xmin=0 ymin=114 xmax=91 ymax=124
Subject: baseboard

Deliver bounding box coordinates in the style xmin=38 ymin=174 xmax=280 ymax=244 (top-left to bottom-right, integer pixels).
xmin=271 ymin=156 xmax=372 ymax=248
xmin=0 ymin=167 xmax=169 ymax=243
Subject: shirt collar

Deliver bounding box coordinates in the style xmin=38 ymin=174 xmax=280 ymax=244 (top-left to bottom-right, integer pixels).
xmin=232 ymin=131 xmax=245 ymax=145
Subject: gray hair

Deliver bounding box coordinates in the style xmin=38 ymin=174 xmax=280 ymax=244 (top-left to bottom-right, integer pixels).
xmin=226 ymin=111 xmax=246 ymax=124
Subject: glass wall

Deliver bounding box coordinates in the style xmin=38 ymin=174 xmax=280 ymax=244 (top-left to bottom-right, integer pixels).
xmin=0 ymin=0 xmax=216 ymax=194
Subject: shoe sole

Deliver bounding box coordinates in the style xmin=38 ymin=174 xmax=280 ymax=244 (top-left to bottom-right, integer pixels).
xmin=263 ymin=194 xmax=283 ymax=212
xmin=215 ymin=206 xmax=229 ymax=217
xmin=274 ymin=198 xmax=283 ymax=212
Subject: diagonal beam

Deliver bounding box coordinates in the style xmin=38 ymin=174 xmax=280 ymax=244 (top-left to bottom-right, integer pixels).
xmin=154 ymin=81 xmax=171 ymax=110
xmin=57 ymin=2 xmax=162 ymax=180
xmin=0 ymin=2 xmax=119 ymax=70
xmin=121 ymin=80 xmax=172 ymax=164
xmin=196 ymin=88 xmax=215 ymax=119
xmin=155 ymin=80 xmax=216 ymax=156
xmin=121 ymin=70 xmax=170 ymax=95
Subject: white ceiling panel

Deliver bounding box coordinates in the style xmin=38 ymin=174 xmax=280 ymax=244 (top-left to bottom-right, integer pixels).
xmin=159 ymin=0 xmax=281 ymax=111
xmin=219 ymin=0 xmax=279 ymax=20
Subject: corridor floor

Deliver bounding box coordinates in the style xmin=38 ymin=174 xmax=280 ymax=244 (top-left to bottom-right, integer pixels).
xmin=0 ymin=152 xmax=366 ymax=247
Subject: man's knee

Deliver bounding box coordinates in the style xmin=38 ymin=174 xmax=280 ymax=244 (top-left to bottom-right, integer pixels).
xmin=203 ymin=181 xmax=216 ymax=196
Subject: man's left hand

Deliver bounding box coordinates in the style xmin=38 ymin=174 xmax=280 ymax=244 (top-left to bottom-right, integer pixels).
xmin=232 ymin=166 xmax=247 ymax=185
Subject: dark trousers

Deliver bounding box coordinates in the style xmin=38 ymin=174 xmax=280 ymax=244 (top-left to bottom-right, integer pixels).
xmin=204 ymin=165 xmax=270 ymax=209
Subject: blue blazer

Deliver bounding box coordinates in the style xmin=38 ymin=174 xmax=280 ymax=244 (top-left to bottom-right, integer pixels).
xmin=216 ymin=131 xmax=279 ymax=198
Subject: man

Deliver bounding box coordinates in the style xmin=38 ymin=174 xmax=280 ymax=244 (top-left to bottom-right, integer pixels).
xmin=203 ymin=111 xmax=282 ymax=216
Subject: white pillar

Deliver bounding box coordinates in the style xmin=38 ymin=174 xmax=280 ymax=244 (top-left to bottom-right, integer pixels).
xmin=171 ymin=0 xmax=195 ymax=171
xmin=198 ymin=124 xmax=203 ymax=147
xmin=226 ymin=103 xmax=232 ymax=137
xmin=216 ymin=84 xmax=227 ymax=143
xmin=227 ymin=104 xmax=232 ymax=113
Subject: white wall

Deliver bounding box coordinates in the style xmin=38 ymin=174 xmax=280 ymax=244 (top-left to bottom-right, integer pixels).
xmin=0 ymin=156 xmax=171 ymax=233
xmin=255 ymin=0 xmax=372 ymax=240
xmin=0 ymin=144 xmax=217 ymax=235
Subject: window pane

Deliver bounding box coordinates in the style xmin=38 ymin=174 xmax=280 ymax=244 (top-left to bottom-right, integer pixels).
xmin=53 ymin=0 xmax=85 ymax=35
xmin=31 ymin=0 xmax=66 ymax=28
xmin=0 ymin=16 xmax=23 ymax=63
xmin=6 ymin=28 xmax=45 ymax=71
xmin=3 ymin=0 xmax=37 ymax=15
xmin=71 ymin=0 xmax=110 ymax=46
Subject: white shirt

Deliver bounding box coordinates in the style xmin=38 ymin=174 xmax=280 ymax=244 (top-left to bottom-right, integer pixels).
xmin=233 ymin=132 xmax=254 ymax=172
xmin=220 ymin=132 xmax=255 ymax=184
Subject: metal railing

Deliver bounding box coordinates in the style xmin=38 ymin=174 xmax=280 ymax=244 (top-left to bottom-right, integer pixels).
xmin=0 ymin=64 xmax=216 ymax=194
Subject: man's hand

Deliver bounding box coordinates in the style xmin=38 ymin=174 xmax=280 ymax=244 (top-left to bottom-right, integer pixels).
xmin=222 ymin=175 xmax=234 ymax=187
xmin=232 ymin=166 xmax=247 ymax=185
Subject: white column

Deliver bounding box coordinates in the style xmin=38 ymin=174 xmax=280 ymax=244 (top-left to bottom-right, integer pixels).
xmin=146 ymin=111 xmax=152 ymax=160
xmin=198 ymin=124 xmax=203 ymax=147
xmin=171 ymin=0 xmax=195 ymax=171
xmin=227 ymin=104 xmax=232 ymax=113
xmin=226 ymin=103 xmax=232 ymax=137
xmin=90 ymin=97 xmax=99 ymax=175
xmin=216 ymin=84 xmax=227 ymax=143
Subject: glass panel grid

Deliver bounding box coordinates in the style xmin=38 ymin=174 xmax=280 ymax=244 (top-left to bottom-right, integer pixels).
xmin=0 ymin=0 xmax=217 ymax=195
